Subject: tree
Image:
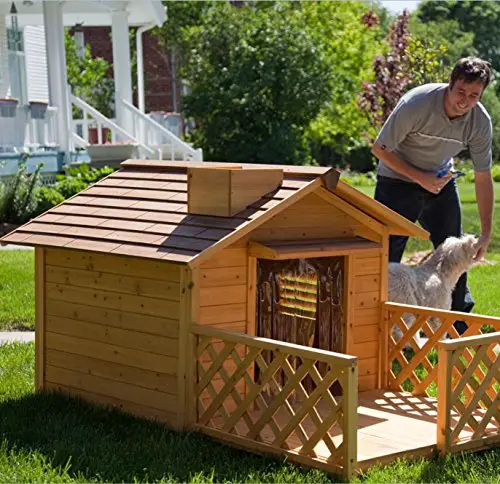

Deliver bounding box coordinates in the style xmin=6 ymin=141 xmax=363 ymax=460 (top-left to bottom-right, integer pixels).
xmin=179 ymin=2 xmax=333 ymax=164
xmin=359 ymin=11 xmax=448 ymax=129
xmin=302 ymin=2 xmax=386 ymax=170
xmin=65 ymin=31 xmax=114 ymax=118
xmin=408 ymin=18 xmax=476 ymax=70
xmin=416 ymin=1 xmax=500 ymax=72
xmin=359 ymin=10 xmax=412 ymax=127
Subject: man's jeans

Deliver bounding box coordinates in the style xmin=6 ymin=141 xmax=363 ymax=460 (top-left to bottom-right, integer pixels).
xmin=374 ymin=176 xmax=473 ymax=333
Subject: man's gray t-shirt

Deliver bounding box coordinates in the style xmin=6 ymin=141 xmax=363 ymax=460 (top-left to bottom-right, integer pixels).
xmin=375 ymin=83 xmax=492 ymax=182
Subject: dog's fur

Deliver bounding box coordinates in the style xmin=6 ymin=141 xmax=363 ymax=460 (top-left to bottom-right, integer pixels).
xmin=388 ymin=234 xmax=479 ymax=344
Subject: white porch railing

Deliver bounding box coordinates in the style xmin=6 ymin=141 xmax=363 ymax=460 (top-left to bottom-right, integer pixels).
xmin=69 ymin=93 xmax=155 ymax=158
xmin=0 ymin=105 xmax=58 ymax=153
xmin=120 ymin=99 xmax=203 ymax=161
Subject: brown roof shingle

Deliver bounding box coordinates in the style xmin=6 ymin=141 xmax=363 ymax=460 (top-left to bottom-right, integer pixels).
xmin=1 ymin=162 xmax=318 ymax=263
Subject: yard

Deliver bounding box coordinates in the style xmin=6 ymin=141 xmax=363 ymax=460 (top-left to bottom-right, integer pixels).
xmin=0 ymin=180 xmax=499 ymax=482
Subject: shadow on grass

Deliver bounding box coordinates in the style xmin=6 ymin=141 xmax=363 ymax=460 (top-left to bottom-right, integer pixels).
xmin=0 ymin=391 xmax=337 ymax=483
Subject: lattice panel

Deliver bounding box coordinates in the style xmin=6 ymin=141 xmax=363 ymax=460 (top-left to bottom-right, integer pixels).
xmin=447 ymin=341 xmax=499 ymax=445
xmin=384 ymin=305 xmax=500 ymax=397
xmin=194 ymin=334 xmax=352 ymax=464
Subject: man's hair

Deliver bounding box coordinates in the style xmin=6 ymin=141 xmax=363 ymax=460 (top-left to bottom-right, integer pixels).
xmin=450 ymin=57 xmax=493 ymax=90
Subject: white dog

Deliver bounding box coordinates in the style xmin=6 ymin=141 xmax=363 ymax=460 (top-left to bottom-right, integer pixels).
xmin=388 ymin=234 xmax=479 ymax=345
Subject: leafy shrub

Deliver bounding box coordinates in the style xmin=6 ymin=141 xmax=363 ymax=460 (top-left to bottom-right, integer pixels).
xmin=36 ymin=186 xmax=65 ymax=214
xmin=0 ymin=160 xmax=42 ymax=225
xmin=35 ymin=164 xmax=114 ymax=215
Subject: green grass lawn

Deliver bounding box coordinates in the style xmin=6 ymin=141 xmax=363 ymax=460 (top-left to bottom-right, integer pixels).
xmin=0 ymin=250 xmax=34 ymax=331
xmin=357 ymin=182 xmax=500 ymax=254
xmin=0 ymin=342 xmax=498 ymax=483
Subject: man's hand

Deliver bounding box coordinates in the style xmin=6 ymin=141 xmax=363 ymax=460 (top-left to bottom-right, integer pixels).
xmin=474 ymin=233 xmax=491 ymax=261
xmin=415 ymin=172 xmax=452 ymax=194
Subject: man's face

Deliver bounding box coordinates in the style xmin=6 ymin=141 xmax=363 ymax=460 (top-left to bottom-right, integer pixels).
xmin=447 ymin=78 xmax=485 ymax=117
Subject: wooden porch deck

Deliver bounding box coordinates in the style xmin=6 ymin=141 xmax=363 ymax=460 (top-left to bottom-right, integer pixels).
xmin=205 ymin=389 xmax=498 ymax=472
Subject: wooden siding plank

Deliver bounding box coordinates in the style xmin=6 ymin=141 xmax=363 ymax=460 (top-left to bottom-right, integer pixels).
xmin=45 ymin=299 xmax=179 ymax=337
xmin=199 ymin=285 xmax=247 ymax=307
xmin=358 ymin=357 xmax=378 ymax=377
xmin=46 ymin=282 xmax=180 ymax=319
xmin=198 ymin=303 xmax=246 ymax=325
xmin=358 ymin=374 xmax=378 ymax=392
xmin=200 ymin=248 xmax=247 ymax=269
xmin=46 ymin=315 xmax=179 ymax=357
xmin=45 ymin=248 xmax=181 ymax=281
xmin=352 ymin=341 xmax=379 ymax=359
xmin=46 ymin=265 xmax=181 ymax=300
xmin=46 ymin=349 xmax=178 ymax=394
xmin=352 ymin=307 xmax=381 ymax=327
xmin=249 ymin=225 xmax=356 ymax=242
xmin=45 ymin=365 xmax=177 ymax=413
xmin=35 ymin=248 xmax=45 ymax=391
xmin=45 ymin=332 xmax=177 ymax=374
xmin=354 ymin=291 xmax=380 ymax=310
xmin=353 ymin=325 xmax=380 ymax=344
xmin=200 ymin=266 xmax=247 ymax=288
xmin=354 ymin=256 xmax=382 ymax=276
xmin=355 ymin=275 xmax=380 ymax=294
xmin=177 ymin=267 xmax=194 ymax=429
xmin=45 ymin=381 xmax=178 ymax=424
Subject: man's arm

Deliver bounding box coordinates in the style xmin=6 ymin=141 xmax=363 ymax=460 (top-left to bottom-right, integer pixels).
xmin=474 ymin=170 xmax=494 ymax=260
xmin=371 ymin=142 xmax=451 ymax=194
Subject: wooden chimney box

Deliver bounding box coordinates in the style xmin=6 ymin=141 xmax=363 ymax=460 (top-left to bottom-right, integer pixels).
xmin=187 ymin=166 xmax=283 ymax=217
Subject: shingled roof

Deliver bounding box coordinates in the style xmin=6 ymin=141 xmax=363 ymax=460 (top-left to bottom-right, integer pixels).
xmin=0 ymin=160 xmax=429 ymax=265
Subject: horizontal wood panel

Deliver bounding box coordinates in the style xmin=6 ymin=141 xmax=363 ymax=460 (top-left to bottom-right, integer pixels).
xmin=45 ymin=365 xmax=177 ymax=413
xmin=198 ymin=303 xmax=246 ymax=325
xmin=353 ymin=256 xmax=382 ymax=276
xmin=46 ymin=349 xmax=177 ymax=394
xmin=249 ymin=225 xmax=356 ymax=243
xmin=358 ymin=357 xmax=378 ymax=377
xmin=46 ymin=332 xmax=178 ymax=374
xmin=355 ymin=275 xmax=380 ymax=294
xmin=200 ymin=266 xmax=247 ymax=288
xmin=260 ymin=211 xmax=350 ymax=230
xmin=46 ymin=283 xmax=180 ymax=319
xmin=199 ymin=285 xmax=247 ymax=307
xmin=351 ymin=341 xmax=379 ymax=360
xmin=45 ymin=299 xmax=179 ymax=338
xmin=358 ymin=374 xmax=378 ymax=391
xmin=46 ymin=266 xmax=180 ymax=301
xmin=208 ymin=321 xmax=246 ymax=332
xmin=200 ymin=248 xmax=247 ymax=269
xmin=353 ymin=325 xmax=380 ymax=344
xmin=46 ymin=316 xmax=179 ymax=357
xmin=352 ymin=307 xmax=381 ymax=327
xmin=45 ymin=381 xmax=178 ymax=425
xmin=45 ymin=248 xmax=181 ymax=281
xmin=354 ymin=292 xmax=380 ymax=310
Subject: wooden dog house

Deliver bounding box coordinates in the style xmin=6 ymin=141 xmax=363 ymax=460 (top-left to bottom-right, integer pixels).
xmin=2 ymin=160 xmax=498 ymax=479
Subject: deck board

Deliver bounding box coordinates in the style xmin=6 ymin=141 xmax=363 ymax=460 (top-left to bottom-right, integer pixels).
xmin=204 ymin=389 xmax=497 ymax=471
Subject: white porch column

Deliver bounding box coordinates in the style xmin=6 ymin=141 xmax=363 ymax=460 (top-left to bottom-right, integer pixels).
xmin=43 ymin=0 xmax=71 ymax=155
xmin=111 ymin=7 xmax=133 ymax=135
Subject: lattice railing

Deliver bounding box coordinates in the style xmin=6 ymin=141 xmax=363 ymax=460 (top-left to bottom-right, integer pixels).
xmin=382 ymin=302 xmax=500 ymax=397
xmin=189 ymin=324 xmax=358 ymax=479
xmin=437 ymin=332 xmax=500 ymax=454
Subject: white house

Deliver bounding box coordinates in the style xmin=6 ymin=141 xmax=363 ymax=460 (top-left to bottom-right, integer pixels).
xmin=0 ymin=0 xmax=201 ymax=181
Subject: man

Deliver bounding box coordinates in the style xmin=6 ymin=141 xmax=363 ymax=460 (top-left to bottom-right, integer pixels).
xmin=372 ymin=57 xmax=494 ymax=327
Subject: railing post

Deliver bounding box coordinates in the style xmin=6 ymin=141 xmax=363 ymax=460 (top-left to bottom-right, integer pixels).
xmin=343 ymin=362 xmax=358 ymax=481
xmin=380 ymin=304 xmax=389 ymax=389
xmin=437 ymin=343 xmax=453 ymax=455
xmin=186 ymin=331 xmax=198 ymax=428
